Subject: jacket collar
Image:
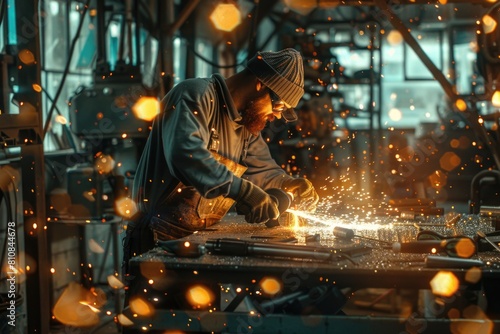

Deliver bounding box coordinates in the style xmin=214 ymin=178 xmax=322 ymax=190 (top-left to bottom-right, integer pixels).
xmin=212 ymin=73 xmax=242 ymax=123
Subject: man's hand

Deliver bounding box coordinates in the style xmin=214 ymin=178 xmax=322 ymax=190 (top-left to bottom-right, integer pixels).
xmin=235 ymin=179 xmax=280 ymax=224
xmin=281 ymin=178 xmax=319 ymax=212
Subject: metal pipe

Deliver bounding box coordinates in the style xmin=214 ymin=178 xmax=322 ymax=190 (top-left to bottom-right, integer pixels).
xmin=469 ymin=169 xmax=500 ymax=214
xmin=96 ymin=0 xmax=107 ymax=66
xmin=165 ymin=0 xmax=201 ymax=37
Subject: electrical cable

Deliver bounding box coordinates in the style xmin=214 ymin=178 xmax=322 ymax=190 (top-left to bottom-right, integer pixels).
xmin=42 ymin=0 xmax=91 ymax=137
xmin=186 ymin=41 xmax=246 ymax=69
xmin=39 ymin=86 xmax=78 ymax=153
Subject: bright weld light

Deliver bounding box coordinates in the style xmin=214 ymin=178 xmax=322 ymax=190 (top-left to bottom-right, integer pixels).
xmin=287 ymin=209 xmax=383 ymax=231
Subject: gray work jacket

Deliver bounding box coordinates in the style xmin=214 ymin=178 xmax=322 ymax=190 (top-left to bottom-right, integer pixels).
xmin=132 ymin=73 xmax=292 ymax=217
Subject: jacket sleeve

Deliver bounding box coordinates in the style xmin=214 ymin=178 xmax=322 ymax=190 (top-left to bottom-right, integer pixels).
xmin=161 ymin=87 xmax=236 ymax=199
xmin=242 ymin=133 xmax=293 ymax=189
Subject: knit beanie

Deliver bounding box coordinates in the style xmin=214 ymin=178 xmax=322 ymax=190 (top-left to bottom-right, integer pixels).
xmin=246 ymin=48 xmax=305 ymax=118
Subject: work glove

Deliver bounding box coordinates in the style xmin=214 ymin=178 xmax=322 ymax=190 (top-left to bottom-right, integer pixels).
xmin=281 ymin=178 xmax=319 ymax=212
xmin=234 ymin=179 xmax=280 ymax=224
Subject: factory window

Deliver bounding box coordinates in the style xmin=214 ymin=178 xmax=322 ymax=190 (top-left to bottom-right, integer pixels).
xmin=379 ymin=29 xmax=475 ymax=130
xmin=42 ymin=1 xmax=94 ymax=152
xmin=40 ymin=0 xmax=162 ymax=152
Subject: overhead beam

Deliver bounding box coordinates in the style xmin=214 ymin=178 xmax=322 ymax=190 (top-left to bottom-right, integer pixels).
xmin=374 ymin=0 xmax=457 ymax=101
xmin=166 ymin=0 xmax=201 ymax=37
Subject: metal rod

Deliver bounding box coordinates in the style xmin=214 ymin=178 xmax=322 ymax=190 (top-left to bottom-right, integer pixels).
xmin=165 ymin=0 xmax=201 ymax=37
xmin=206 ymin=238 xmax=348 ymax=261
xmin=477 ymin=231 xmax=500 ymax=253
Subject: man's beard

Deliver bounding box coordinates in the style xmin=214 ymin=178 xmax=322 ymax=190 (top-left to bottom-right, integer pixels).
xmin=241 ymin=97 xmax=268 ymax=135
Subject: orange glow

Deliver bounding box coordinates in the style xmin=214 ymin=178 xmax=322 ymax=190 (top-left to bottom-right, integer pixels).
xmin=107 ymin=275 xmax=125 ymax=289
xmin=94 ymin=153 xmax=115 ymax=174
xmin=88 ymin=238 xmax=105 ymax=253
xmin=430 ymin=271 xmax=459 ymax=297
xmin=54 ymin=115 xmax=68 ymax=125
xmin=284 ymin=0 xmax=339 ymax=15
xmin=450 ymin=139 xmax=460 ymax=148
xmin=439 ymin=152 xmax=461 ymax=172
xmin=492 ymin=91 xmax=500 ymax=107
xmin=455 ymin=98 xmax=467 ymax=112
xmin=428 ymin=170 xmax=447 ymax=189
xmin=32 ymin=84 xmax=42 ymax=92
xmin=140 ymin=261 xmax=166 ymax=278
xmin=465 ymin=267 xmax=482 ymax=284
xmin=450 ymin=305 xmax=493 ymax=333
xmin=483 ymin=14 xmax=497 ymax=34
xmin=132 ymin=96 xmax=160 ymax=121
xmin=210 ymin=3 xmax=241 ymax=32
xmin=186 ymin=285 xmax=214 ymax=308
xmin=454 ymin=238 xmax=476 ymax=258
xmin=260 ymin=277 xmax=282 ymax=296
xmin=387 ymin=30 xmax=403 ymax=45
xmin=448 ymin=308 xmax=460 ymax=319
xmin=117 ymin=313 xmax=134 ymax=326
xmin=129 ymin=297 xmax=155 ymax=316
xmin=18 ymin=49 xmax=35 ymax=65
xmin=115 ymin=197 xmax=138 ymax=218
xmin=53 ymin=282 xmax=100 ymax=327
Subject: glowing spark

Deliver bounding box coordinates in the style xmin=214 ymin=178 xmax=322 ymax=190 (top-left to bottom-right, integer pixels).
xmin=79 ymin=301 xmax=101 ymax=313
xmin=287 ymin=209 xmax=382 ymax=231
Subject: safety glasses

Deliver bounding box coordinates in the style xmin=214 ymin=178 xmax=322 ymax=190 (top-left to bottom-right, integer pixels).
xmin=268 ymin=89 xmax=297 ymax=123
xmin=268 ymin=90 xmax=285 ymax=110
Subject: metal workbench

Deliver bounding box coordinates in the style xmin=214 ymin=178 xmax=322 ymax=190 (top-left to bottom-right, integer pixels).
xmin=125 ymin=212 xmax=500 ymax=333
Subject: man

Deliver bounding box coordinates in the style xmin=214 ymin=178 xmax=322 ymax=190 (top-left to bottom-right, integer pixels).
xmin=123 ymin=48 xmax=319 ymax=272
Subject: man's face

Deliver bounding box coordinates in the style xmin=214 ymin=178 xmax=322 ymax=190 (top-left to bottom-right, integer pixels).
xmin=240 ymin=88 xmax=285 ymax=135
